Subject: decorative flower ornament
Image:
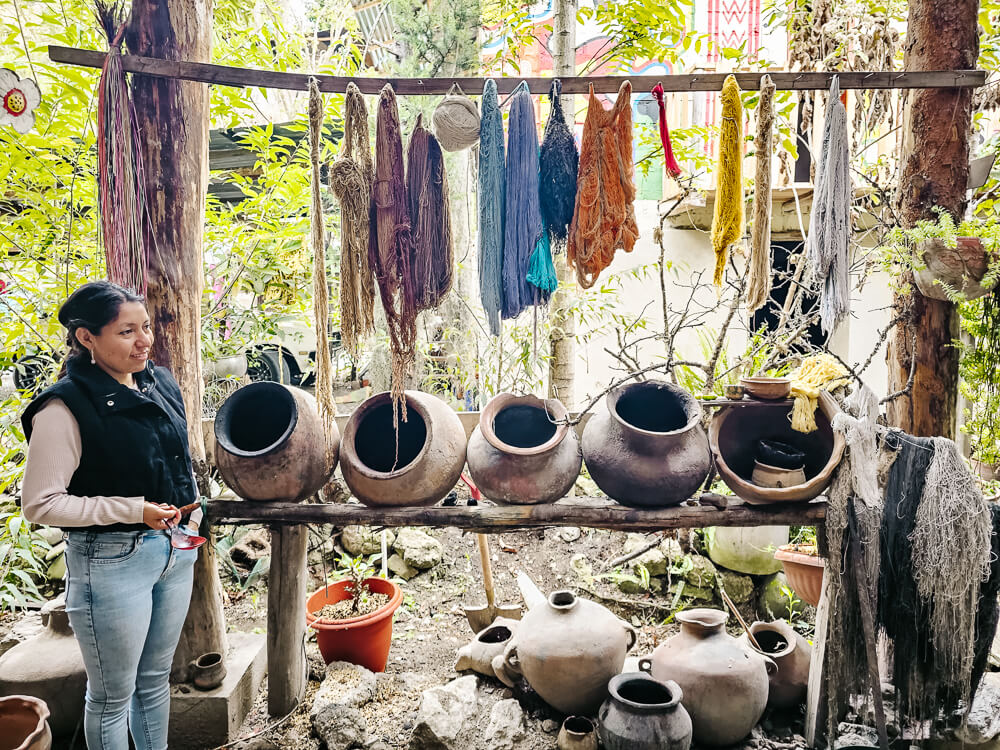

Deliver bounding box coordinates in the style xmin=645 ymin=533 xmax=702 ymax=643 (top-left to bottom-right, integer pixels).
xmin=0 ymin=68 xmax=41 ymax=134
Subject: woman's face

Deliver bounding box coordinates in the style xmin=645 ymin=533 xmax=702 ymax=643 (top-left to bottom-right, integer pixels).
xmin=76 ymin=301 xmax=154 ymax=382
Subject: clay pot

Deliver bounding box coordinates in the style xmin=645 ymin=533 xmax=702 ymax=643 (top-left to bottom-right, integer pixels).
xmin=913 ymin=237 xmax=992 ymax=301
xmin=598 ymin=673 xmax=692 ymax=750
xmin=0 ymin=696 xmax=51 ymax=750
xmin=454 ymin=618 xmax=518 ymax=679
xmin=773 ymin=546 xmax=825 ymax=607
xmin=0 ymin=599 xmax=85 ymax=737
xmin=503 ymin=590 xmax=637 ymax=715
xmin=190 ymin=652 xmax=227 ymax=691
xmin=340 ymin=390 xmax=466 ymax=507
xmin=558 ymin=716 xmax=599 ymax=750
xmin=214 ymin=382 xmax=339 ymax=502
xmin=740 ymin=376 xmax=791 ymax=400
xmin=740 ymin=621 xmax=812 ymax=709
xmin=752 ymin=462 xmax=806 ymax=488
xmin=710 ymin=391 xmax=845 ymax=504
xmin=706 ymin=526 xmax=788 ymax=575
xmin=466 ymin=393 xmax=581 ymax=504
xmin=582 ymin=380 xmax=711 ymax=508
xmin=306 ymin=577 xmax=403 ymax=672
xmin=640 ymin=608 xmax=772 ymax=747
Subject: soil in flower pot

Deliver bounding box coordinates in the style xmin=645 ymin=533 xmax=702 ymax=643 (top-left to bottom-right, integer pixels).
xmin=306 ymin=577 xmax=403 ymax=672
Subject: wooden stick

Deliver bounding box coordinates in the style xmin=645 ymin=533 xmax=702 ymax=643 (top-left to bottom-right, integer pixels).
xmin=47 ymin=46 xmax=986 ymax=94
xmin=267 ymin=524 xmax=307 ymax=717
xmin=477 ymin=534 xmax=496 ymax=608
xmin=720 ymin=587 xmax=762 ymax=651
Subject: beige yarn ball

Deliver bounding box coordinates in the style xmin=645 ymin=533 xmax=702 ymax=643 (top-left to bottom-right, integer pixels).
xmin=432 ymin=86 xmax=480 ymax=152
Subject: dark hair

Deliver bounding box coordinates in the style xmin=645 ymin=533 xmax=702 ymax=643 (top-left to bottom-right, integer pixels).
xmin=58 ymin=281 xmax=145 ymax=372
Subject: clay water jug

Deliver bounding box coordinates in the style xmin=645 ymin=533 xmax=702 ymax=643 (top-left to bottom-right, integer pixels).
xmin=503 ymin=590 xmax=637 ymax=715
xmin=215 ymin=381 xmax=339 ymax=501
xmin=466 ymin=393 xmax=581 ymax=504
xmin=640 ymin=608 xmax=772 ymax=747
xmin=598 ymin=673 xmax=692 ymax=750
xmin=0 ymin=696 xmax=51 ymax=750
xmin=340 ymin=390 xmax=466 ymax=507
xmin=581 ymin=380 xmax=710 ymax=507
xmin=557 ymin=716 xmax=599 ymax=750
xmin=740 ymin=620 xmax=812 ymax=709
xmin=0 ymin=599 xmax=86 ymax=737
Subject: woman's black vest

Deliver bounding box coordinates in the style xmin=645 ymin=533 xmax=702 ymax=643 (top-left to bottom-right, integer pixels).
xmin=21 ymin=357 xmax=198 ymax=533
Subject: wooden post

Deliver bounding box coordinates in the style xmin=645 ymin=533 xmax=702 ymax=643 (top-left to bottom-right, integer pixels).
xmin=886 ymin=0 xmax=978 ymax=437
xmin=267 ymin=524 xmax=308 ymax=716
xmin=804 ymin=567 xmax=830 ymax=746
xmin=125 ymin=0 xmax=228 ymax=680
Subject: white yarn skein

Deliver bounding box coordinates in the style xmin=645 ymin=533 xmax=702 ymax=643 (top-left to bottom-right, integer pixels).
xmin=433 ymin=84 xmax=480 ymax=152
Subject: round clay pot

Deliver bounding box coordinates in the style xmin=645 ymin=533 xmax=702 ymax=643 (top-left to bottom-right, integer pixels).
xmin=640 ymin=608 xmax=772 ymax=747
xmin=0 ymin=696 xmax=51 ymax=750
xmin=454 ymin=618 xmax=518 ymax=678
xmin=706 ymin=526 xmax=788 ymax=576
xmin=467 ymin=393 xmax=581 ymax=505
xmin=740 ymin=620 xmax=812 ymax=709
xmin=558 ymin=715 xmax=599 ymax=750
xmin=503 ymin=590 xmax=637 ymax=715
xmin=215 ymin=382 xmax=339 ymax=502
xmin=710 ymin=391 xmax=845 ymax=505
xmin=306 ymin=577 xmax=403 ymax=672
xmin=189 ymin=652 xmax=227 ymax=691
xmin=204 ymin=353 xmax=248 ymax=381
xmin=913 ymin=237 xmax=992 ymax=301
xmin=581 ymin=380 xmax=711 ymax=508
xmin=0 ymin=599 xmax=85 ymax=737
xmin=740 ymin=376 xmax=791 ymax=400
xmin=340 ymin=390 xmax=466 ymax=507
xmin=751 ymin=461 xmax=806 ymax=488
xmin=773 ymin=546 xmax=825 ymax=607
xmin=598 ymin=673 xmax=692 ymax=750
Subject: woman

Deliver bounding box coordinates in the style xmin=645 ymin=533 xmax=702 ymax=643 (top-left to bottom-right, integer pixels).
xmin=21 ymin=280 xmax=199 ymax=750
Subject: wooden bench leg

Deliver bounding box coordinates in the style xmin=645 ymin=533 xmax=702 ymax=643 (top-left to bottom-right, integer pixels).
xmin=268 ymin=524 xmax=308 ymax=717
xmin=805 ymin=567 xmax=830 ymax=747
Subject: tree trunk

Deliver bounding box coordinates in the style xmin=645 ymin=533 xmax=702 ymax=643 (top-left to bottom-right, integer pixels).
xmin=126 ymin=0 xmax=228 ymax=681
xmin=548 ymin=0 xmax=577 ymax=408
xmin=886 ymin=0 xmax=978 ymax=437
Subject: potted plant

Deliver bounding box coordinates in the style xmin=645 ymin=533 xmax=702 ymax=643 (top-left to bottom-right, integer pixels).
xmin=305 ymin=555 xmax=403 ymax=672
xmin=772 ymin=529 xmax=824 ymax=607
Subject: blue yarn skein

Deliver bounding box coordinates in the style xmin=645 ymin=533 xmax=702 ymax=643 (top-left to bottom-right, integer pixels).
xmin=478 ymin=79 xmax=505 ymax=336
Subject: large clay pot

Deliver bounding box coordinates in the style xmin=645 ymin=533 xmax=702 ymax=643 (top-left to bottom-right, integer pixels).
xmin=467 ymin=393 xmax=581 ymax=504
xmin=706 ymin=526 xmax=788 ymax=575
xmin=598 ymin=673 xmax=692 ymax=750
xmin=0 ymin=696 xmax=51 ymax=750
xmin=340 ymin=390 xmax=466 ymax=507
xmin=709 ymin=391 xmax=844 ymax=505
xmin=740 ymin=620 xmax=812 ymax=709
xmin=0 ymin=599 xmax=86 ymax=737
xmin=503 ymin=590 xmax=637 ymax=715
xmin=913 ymin=237 xmax=992 ymax=301
xmin=214 ymin=382 xmax=339 ymax=501
xmin=454 ymin=618 xmax=518 ymax=679
xmin=581 ymin=380 xmax=711 ymax=508
xmin=639 ymin=608 xmax=772 ymax=747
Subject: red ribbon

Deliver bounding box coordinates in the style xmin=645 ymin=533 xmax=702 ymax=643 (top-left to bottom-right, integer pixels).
xmin=652 ymin=83 xmax=682 ymax=179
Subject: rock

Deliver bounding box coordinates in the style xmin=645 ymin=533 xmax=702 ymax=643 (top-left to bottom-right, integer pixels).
xmin=683 ymin=554 xmax=718 ymax=589
xmin=409 ymin=675 xmax=479 ymax=749
xmin=542 ymin=719 xmax=559 ymax=734
xmin=37 ymin=527 xmax=63 ymax=546
xmin=956 ymin=672 xmax=1000 ymax=744
xmin=45 ymin=553 xmax=66 ymax=581
xmin=310 ymin=662 xmax=376 ymax=750
xmin=555 ymin=526 xmax=581 ymax=542
xmin=483 ymin=699 xmax=526 ymax=749
xmin=315 ymin=661 xmax=378 ymax=707
xmin=660 ymin=537 xmax=683 ymax=561
xmin=834 ymin=722 xmax=879 ymax=749
xmin=991 ymin=621 xmax=1000 ymax=670
xmin=622 ymin=533 xmax=669 ymax=577
xmin=649 ymin=576 xmax=667 ymax=593
xmin=574 ymin=474 xmax=600 ymax=497
xmin=308 ymin=538 xmax=337 ymax=567
xmin=236 ymin=740 xmax=280 ymax=750
xmin=569 ymin=554 xmax=593 ymax=581
xmin=230 ymin=529 xmax=271 ymax=567
xmin=387 ymin=554 xmax=419 ymax=581
xmin=759 ymin=572 xmax=801 ymax=620
xmin=717 ymin=569 xmax=754 ymax=604
xmin=394 ymin=528 xmax=443 ymax=570
xmin=616 ymin=576 xmax=647 ymax=595
xmin=312 ymin=704 xmax=367 ymax=749
xmin=44 ymin=540 xmax=65 ymax=562
xmin=668 ymin=581 xmax=714 ymax=601
xmin=342 ymin=526 xmax=396 ymax=557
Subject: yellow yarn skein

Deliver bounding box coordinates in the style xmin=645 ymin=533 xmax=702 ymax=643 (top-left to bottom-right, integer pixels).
xmin=789 ymin=354 xmax=851 ymax=433
xmin=710 ymin=75 xmax=744 ymax=287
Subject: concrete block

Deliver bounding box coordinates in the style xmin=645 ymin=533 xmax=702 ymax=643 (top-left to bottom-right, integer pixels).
xmin=169 ymin=632 xmax=267 ymax=749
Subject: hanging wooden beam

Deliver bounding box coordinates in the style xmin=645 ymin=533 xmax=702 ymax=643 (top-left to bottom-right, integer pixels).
xmin=47 ymin=45 xmax=985 ymax=94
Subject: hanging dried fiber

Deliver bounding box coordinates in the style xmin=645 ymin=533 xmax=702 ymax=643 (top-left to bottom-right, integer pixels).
xmin=502 ymin=82 xmax=543 ymax=320
xmin=538 ymin=79 xmax=579 ymax=247
xmin=747 ymin=75 xmax=775 ymax=313
xmin=96 ymin=1 xmax=149 ymax=296
xmin=308 ymin=78 xmax=338 ymax=454
xmin=478 ymin=79 xmax=505 ymax=336
xmin=527 ymin=223 xmax=557 ymax=300
xmin=331 ymin=82 xmax=376 ymax=359
xmin=710 ymin=75 xmax=744 ymax=288
xmin=432 ymin=83 xmax=480 ymax=152
xmin=567 ymin=82 xmax=638 ymax=289
xmin=807 ymin=76 xmax=852 ymax=333
xmin=788 ymin=353 xmax=850 ymax=433
xmin=971 ymin=504 xmax=1000 ymax=703
xmin=651 ymin=83 xmax=682 ymax=179
xmin=369 ymin=84 xmax=417 ymax=409
xmin=407 ymin=114 xmax=454 ymax=309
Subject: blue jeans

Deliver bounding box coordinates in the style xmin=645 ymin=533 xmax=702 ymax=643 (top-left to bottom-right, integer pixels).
xmin=65 ymin=530 xmax=196 ymax=750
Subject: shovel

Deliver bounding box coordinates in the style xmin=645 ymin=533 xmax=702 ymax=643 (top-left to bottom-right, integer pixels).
xmin=460 ymin=475 xmax=522 ymax=632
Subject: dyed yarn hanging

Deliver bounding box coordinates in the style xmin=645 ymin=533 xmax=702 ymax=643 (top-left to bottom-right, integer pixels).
xmin=478 ymin=79 xmax=505 ymax=336
xmin=502 ymin=82 xmax=543 ymax=320
xmin=710 ymin=75 xmax=744 ymax=288
xmin=567 ymin=82 xmax=638 ymax=289
xmin=407 ymin=114 xmax=454 ymax=309
xmin=432 ymin=83 xmax=480 ymax=152
xmin=538 ymin=79 xmax=579 ymax=247
xmin=651 ymin=83 xmax=682 ymax=178
xmin=331 ymin=82 xmax=376 ymax=359
xmin=788 ymin=353 xmax=850 ymax=433
xmin=807 ymin=77 xmax=852 ymax=333
xmin=747 ymin=75 xmax=775 ymax=313
xmin=527 ymin=226 xmax=557 ymax=300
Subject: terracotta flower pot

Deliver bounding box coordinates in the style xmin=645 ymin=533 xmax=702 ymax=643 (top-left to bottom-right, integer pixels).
xmin=773 ymin=546 xmax=825 ymax=607
xmin=0 ymin=696 xmax=51 ymax=750
xmin=306 ymin=577 xmax=403 ymax=672
xmin=913 ymin=236 xmax=992 ymax=301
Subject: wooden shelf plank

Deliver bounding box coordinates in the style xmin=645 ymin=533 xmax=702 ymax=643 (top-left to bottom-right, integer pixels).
xmin=207 ymin=495 xmax=826 ymax=531
xmin=47 ymin=46 xmax=985 ymax=94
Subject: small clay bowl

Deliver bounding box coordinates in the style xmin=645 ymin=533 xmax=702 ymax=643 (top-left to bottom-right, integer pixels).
xmin=740 ymin=376 xmax=791 ymax=400
xmin=723 ymin=384 xmax=745 ymax=400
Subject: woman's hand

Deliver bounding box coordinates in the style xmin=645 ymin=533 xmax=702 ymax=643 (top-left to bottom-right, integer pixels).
xmin=142 ymin=502 xmax=180 ymax=530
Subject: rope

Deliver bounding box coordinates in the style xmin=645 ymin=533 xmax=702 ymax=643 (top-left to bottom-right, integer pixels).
xmin=478 ymin=79 xmax=505 ymax=336
xmin=407 ymin=113 xmax=454 ymax=309
xmin=538 ymin=79 xmax=579 ymax=247
xmin=651 ymin=83 xmax=682 ymax=178
xmin=432 ymin=82 xmax=480 ymax=152
xmin=747 ymin=74 xmax=775 ymax=313
xmin=710 ymin=74 xmax=744 ymax=288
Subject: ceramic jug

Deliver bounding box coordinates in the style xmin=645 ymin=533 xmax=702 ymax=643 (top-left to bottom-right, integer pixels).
xmin=0 ymin=695 xmax=51 ymax=750
xmin=557 ymin=716 xmax=599 ymax=750
xmin=454 ymin=618 xmax=518 ymax=679
xmin=598 ymin=673 xmax=692 ymax=750
xmin=740 ymin=620 xmax=811 ymax=709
